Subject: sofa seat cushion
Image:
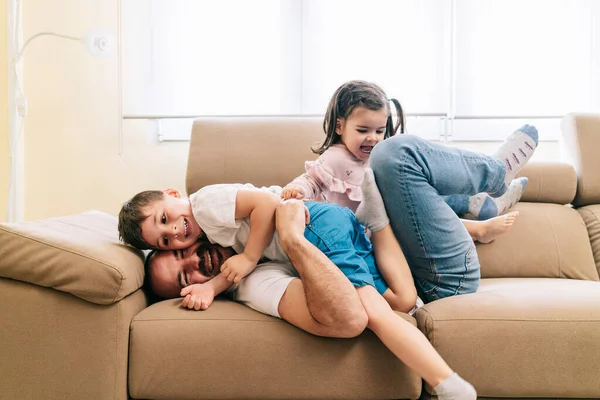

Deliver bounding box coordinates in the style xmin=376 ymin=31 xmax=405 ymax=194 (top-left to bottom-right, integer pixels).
xmin=0 ymin=211 xmax=145 ymax=305
xmin=416 ymin=278 xmax=600 ymax=398
xmin=129 ymin=298 xmax=421 ymax=400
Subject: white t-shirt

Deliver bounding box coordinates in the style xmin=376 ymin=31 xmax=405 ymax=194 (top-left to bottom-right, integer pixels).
xmin=189 ymin=183 xmax=289 ymax=262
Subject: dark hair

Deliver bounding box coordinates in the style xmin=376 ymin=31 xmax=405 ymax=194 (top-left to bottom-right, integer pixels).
xmin=143 ymin=250 xmax=163 ymax=304
xmin=118 ymin=190 xmax=165 ymax=250
xmin=314 ymin=80 xmax=405 ymax=155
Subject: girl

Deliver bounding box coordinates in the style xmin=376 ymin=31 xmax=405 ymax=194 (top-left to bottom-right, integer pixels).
xmin=282 ymin=81 xmax=526 ymax=300
xmin=282 ymin=80 xmax=526 ymax=233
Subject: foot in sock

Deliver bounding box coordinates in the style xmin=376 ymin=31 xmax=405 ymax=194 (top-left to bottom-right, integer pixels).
xmin=355 ymin=168 xmax=389 ymax=232
xmin=468 ymin=177 xmax=528 ymax=220
xmin=473 ymin=211 xmax=519 ymax=244
xmin=493 ymin=124 xmax=538 ymax=194
xmin=434 ymin=373 xmax=477 ymax=400
xmin=492 ymin=177 xmax=528 ymax=215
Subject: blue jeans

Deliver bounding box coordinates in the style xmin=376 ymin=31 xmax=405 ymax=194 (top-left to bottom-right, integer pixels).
xmin=370 ymin=134 xmax=507 ymax=302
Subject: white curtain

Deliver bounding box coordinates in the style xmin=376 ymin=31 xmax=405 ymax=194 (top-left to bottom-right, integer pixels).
xmin=122 ymin=0 xmax=599 ymax=140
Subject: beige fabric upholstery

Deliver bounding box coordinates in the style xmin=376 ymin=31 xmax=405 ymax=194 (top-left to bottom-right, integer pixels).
xmin=578 ymin=204 xmax=600 ymax=278
xmin=187 ymin=117 xmax=323 ymax=194
xmin=187 ymin=117 xmax=577 ymax=206
xmin=129 ymin=299 xmax=421 ymax=400
xmin=415 ymin=278 xmax=600 ymax=398
xmin=516 ymin=162 xmax=576 ymax=204
xmin=476 ymin=202 xmax=598 ymax=280
xmin=0 ymin=278 xmax=147 ymax=400
xmin=561 ymin=113 xmax=600 ymax=206
xmin=0 ymin=210 xmax=145 ymax=305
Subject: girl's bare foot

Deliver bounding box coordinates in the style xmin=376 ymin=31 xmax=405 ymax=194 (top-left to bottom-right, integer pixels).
xmin=472 ymin=211 xmax=519 ymax=244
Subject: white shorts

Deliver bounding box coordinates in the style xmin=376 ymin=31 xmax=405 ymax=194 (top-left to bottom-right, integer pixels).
xmin=228 ymin=261 xmax=298 ymax=318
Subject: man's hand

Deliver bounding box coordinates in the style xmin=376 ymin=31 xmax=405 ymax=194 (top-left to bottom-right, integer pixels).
xmin=276 ymin=199 xmax=310 ymax=243
xmin=281 ymin=185 xmax=305 ymax=200
xmin=181 ymin=283 xmax=215 ymax=311
xmin=220 ymin=253 xmax=256 ymax=283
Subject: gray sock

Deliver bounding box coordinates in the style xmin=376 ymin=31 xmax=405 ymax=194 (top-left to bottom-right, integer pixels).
xmin=355 ymin=168 xmax=389 ymax=232
xmin=434 ymin=373 xmax=477 ymax=400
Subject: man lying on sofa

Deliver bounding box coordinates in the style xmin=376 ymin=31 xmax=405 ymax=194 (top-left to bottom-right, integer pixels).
xmin=145 ymin=199 xmax=368 ymax=338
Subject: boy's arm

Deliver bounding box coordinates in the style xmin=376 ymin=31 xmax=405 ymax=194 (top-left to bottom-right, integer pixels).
xmin=180 ymin=274 xmax=232 ymax=310
xmin=234 ymin=189 xmax=281 ymax=264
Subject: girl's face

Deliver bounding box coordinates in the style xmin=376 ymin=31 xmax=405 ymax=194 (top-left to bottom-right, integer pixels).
xmin=337 ymin=106 xmax=389 ymax=162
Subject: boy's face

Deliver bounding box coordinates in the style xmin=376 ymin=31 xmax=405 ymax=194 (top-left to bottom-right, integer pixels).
xmin=140 ymin=190 xmax=202 ymax=250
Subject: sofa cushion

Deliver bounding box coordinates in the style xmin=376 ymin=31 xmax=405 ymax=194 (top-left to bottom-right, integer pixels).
xmin=0 ymin=210 xmax=145 ymax=305
xmin=561 ymin=113 xmax=600 ymax=207
xmin=578 ymin=204 xmax=600 ymax=278
xmin=129 ymin=298 xmax=421 ymax=400
xmin=476 ymin=202 xmax=599 ymax=280
xmin=516 ymin=162 xmax=576 ymax=204
xmin=187 ymin=117 xmax=324 ymax=194
xmin=415 ymin=278 xmax=600 ymax=398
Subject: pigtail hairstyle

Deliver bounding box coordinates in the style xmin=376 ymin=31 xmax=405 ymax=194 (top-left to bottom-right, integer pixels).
xmin=389 ymin=98 xmax=406 ymax=136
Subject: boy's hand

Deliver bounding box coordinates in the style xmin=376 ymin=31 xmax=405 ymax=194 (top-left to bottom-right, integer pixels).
xmin=281 ymin=185 xmax=305 ymax=200
xmin=220 ymin=253 xmax=256 ymax=283
xmin=180 ymin=283 xmax=215 ymax=311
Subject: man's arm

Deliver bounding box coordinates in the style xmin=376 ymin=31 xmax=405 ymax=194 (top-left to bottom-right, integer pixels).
xmin=276 ymin=200 xmax=367 ymax=338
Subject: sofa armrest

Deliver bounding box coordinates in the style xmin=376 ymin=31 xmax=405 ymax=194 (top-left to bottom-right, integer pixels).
xmin=0 ymin=278 xmax=147 ymax=400
xmin=0 ymin=210 xmax=145 ymax=305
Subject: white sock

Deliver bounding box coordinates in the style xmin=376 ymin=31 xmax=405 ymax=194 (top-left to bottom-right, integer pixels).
xmin=434 ymin=373 xmax=477 ymax=400
xmin=408 ymin=296 xmax=424 ymax=316
xmin=493 ymin=124 xmax=538 ymax=188
xmin=492 ymin=177 xmax=528 ymax=215
xmin=468 ymin=177 xmax=528 ymax=220
xmin=467 ymin=193 xmax=497 ymax=220
xmin=355 ymin=168 xmax=389 ymax=232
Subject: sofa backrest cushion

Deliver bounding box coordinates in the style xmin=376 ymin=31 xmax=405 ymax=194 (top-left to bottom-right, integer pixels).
xmin=0 ymin=211 xmax=145 ymax=305
xmin=578 ymin=204 xmax=600 ymax=278
xmin=476 ymin=203 xmax=598 ymax=280
xmin=516 ymin=162 xmax=576 ymax=204
xmin=187 ymin=117 xmax=322 ymax=195
xmin=187 ymin=117 xmax=578 ymax=205
xmin=561 ymin=113 xmax=600 ymax=207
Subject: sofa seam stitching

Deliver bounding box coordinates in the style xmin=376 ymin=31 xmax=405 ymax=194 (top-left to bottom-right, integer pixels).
xmin=542 ymin=207 xmax=562 ymax=278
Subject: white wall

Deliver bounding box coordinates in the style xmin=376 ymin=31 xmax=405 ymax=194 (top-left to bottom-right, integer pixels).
xmin=1 ymin=4 xmax=9 ymax=222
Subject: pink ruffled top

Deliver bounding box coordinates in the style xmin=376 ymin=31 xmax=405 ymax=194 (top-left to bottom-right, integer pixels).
xmin=289 ymin=144 xmax=367 ymax=213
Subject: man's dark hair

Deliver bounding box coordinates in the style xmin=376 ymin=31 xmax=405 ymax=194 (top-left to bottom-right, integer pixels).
xmin=118 ymin=190 xmax=164 ymax=250
xmin=142 ymin=250 xmax=162 ymax=304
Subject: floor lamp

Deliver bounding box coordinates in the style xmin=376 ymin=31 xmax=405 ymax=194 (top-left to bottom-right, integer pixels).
xmin=6 ymin=19 xmax=113 ymax=222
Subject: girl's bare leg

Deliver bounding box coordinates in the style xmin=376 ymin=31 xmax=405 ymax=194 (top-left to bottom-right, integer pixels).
xmin=357 ymin=285 xmax=476 ymax=400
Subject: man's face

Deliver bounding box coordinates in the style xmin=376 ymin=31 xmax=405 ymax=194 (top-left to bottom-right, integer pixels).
xmin=148 ymin=240 xmax=236 ymax=299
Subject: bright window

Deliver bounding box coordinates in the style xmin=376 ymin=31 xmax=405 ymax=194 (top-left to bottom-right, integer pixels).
xmin=122 ymin=0 xmax=600 ymax=140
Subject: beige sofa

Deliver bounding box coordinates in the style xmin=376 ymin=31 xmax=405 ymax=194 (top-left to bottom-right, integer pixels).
xmin=1 ymin=113 xmax=600 ymax=400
